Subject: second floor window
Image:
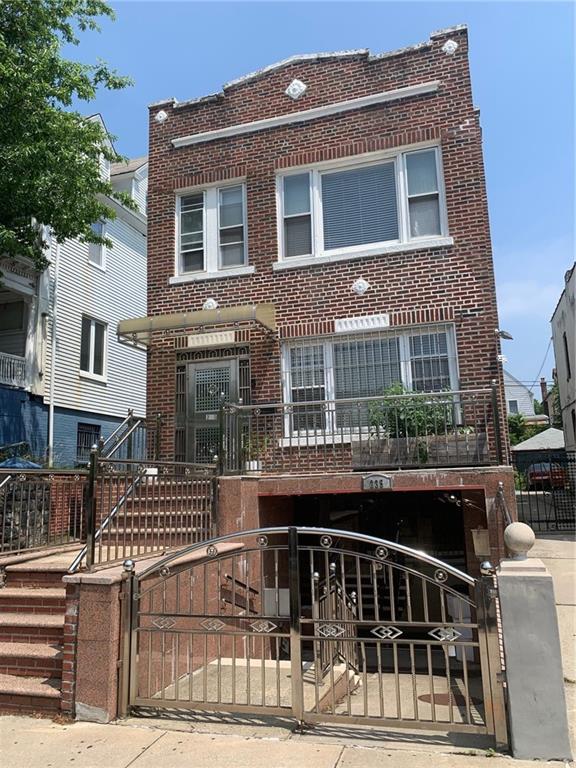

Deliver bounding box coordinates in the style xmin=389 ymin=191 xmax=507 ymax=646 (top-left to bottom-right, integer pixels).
xmin=88 ymin=221 xmax=105 ymax=268
xmin=278 ymin=147 xmax=446 ymax=262
xmin=80 ymin=316 xmax=106 ymax=377
xmin=177 ymin=183 xmax=247 ymax=275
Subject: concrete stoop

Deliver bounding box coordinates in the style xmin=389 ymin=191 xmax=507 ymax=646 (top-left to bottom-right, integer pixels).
xmin=0 ymin=558 xmax=68 ymax=713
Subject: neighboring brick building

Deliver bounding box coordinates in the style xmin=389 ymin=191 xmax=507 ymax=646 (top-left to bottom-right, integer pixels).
xmin=121 ymin=25 xmax=514 ymax=572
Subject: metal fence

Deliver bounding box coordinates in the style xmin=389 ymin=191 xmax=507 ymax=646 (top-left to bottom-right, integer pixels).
xmin=514 ymin=451 xmax=576 ymax=531
xmin=221 ymin=388 xmax=502 ymax=474
xmin=69 ymin=455 xmax=217 ymax=571
xmin=0 ymin=470 xmax=88 ymax=554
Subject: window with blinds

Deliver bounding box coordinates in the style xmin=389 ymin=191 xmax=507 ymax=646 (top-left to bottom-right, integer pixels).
xmin=278 ymin=146 xmax=446 ymax=262
xmin=322 ymin=162 xmax=398 ymax=249
xmin=284 ymin=325 xmax=457 ymax=431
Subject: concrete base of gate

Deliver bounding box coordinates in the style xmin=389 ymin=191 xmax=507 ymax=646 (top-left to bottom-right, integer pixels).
xmin=155 ymin=659 xmax=358 ymax=713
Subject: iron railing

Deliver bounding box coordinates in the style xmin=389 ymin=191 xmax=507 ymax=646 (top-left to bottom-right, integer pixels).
xmin=69 ymin=454 xmax=217 ymax=571
xmin=0 ymin=351 xmax=26 ymax=388
xmin=98 ymin=410 xmax=161 ymax=463
xmin=221 ymin=387 xmax=502 ymax=475
xmin=514 ymin=451 xmax=575 ymax=531
xmin=0 ymin=470 xmax=87 ymax=554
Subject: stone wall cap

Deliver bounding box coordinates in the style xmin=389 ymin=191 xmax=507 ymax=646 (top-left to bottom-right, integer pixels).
xmin=498 ymin=558 xmax=549 ymax=575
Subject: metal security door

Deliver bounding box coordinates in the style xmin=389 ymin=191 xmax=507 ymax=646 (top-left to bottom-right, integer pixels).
xmin=121 ymin=527 xmax=507 ymax=748
xmin=187 ymin=361 xmax=237 ymax=463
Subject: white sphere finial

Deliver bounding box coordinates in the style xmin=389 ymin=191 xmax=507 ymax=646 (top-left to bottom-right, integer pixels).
xmin=504 ymin=522 xmax=536 ymax=561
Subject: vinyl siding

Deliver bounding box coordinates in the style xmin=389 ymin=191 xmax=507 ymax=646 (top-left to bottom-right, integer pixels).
xmin=503 ymin=370 xmax=535 ymax=417
xmin=44 ymin=212 xmax=147 ymax=419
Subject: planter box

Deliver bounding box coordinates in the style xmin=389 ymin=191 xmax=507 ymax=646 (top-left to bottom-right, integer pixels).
xmin=351 ymin=432 xmax=489 ymax=469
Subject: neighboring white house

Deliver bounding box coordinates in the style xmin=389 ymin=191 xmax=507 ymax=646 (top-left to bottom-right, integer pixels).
xmin=551 ymin=263 xmax=576 ymax=454
xmin=504 ymin=369 xmax=536 ymax=417
xmin=0 ymin=116 xmax=147 ymax=466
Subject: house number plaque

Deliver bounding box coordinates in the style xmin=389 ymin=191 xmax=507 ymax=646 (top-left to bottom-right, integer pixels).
xmin=362 ymin=473 xmax=393 ymax=491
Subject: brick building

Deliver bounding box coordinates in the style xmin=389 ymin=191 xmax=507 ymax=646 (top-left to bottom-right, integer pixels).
xmin=121 ymin=24 xmax=514 ymax=573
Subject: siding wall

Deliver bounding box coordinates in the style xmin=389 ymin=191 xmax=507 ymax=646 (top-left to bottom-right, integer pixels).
xmin=52 ymin=406 xmax=123 ymax=467
xmin=503 ymin=371 xmax=535 ymax=417
xmin=0 ymin=386 xmax=48 ymax=460
xmin=44 ymin=212 xmax=147 ymax=420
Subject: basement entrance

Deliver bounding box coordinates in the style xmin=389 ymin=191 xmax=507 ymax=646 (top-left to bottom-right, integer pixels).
xmin=262 ymin=490 xmax=471 ymax=572
xmin=120 ymin=527 xmax=506 ymax=746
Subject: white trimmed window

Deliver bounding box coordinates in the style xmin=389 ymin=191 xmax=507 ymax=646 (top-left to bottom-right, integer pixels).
xmin=177 ymin=183 xmax=247 ymax=275
xmin=277 ymin=147 xmax=447 ymax=262
xmin=282 ymin=325 xmax=458 ymax=431
xmin=80 ymin=316 xmax=107 ymax=378
xmin=88 ymin=221 xmax=106 ymax=268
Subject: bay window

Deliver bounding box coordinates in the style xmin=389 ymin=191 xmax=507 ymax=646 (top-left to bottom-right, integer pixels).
xmin=278 ymin=146 xmax=447 ymax=263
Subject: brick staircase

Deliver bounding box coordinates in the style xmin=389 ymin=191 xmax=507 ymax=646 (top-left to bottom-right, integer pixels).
xmin=0 ymin=560 xmax=67 ymax=713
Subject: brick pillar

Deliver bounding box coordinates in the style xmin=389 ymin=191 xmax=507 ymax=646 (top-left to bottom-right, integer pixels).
xmin=60 ymin=583 xmax=80 ymax=714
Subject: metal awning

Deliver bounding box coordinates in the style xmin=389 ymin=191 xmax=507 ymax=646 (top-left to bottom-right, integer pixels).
xmin=117 ymin=303 xmax=276 ymax=345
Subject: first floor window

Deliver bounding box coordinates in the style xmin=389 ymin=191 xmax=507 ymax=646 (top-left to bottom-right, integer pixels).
xmin=178 ymin=183 xmax=247 ymax=274
xmin=80 ymin=316 xmax=106 ymax=377
xmin=76 ymin=423 xmax=101 ymax=464
xmin=283 ymin=325 xmax=458 ymax=432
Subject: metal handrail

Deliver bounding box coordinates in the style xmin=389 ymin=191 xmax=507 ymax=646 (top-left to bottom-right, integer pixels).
xmin=102 ymin=417 xmax=145 ymax=458
xmin=100 ymin=409 xmax=136 ymax=453
xmin=68 ymin=467 xmax=146 ymax=572
xmin=225 ymin=388 xmax=493 ymax=413
xmin=0 ymin=474 xmax=12 ymax=491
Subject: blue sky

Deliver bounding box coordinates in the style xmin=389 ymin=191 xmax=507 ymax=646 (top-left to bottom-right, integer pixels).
xmin=68 ymin=1 xmax=575 ymax=391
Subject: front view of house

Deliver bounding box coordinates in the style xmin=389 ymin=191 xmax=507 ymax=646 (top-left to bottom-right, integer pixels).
xmin=118 ymin=25 xmax=514 ymax=577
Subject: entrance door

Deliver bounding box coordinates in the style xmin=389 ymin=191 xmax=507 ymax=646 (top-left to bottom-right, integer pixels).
xmin=186 ymin=360 xmax=238 ymax=463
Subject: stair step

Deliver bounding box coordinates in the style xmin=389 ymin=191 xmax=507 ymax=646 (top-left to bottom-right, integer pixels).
xmin=0 ymin=641 xmax=63 ymax=677
xmin=0 ymin=587 xmax=66 ymax=614
xmin=0 ymin=612 xmax=64 ymax=643
xmin=0 ymin=672 xmax=61 ymax=712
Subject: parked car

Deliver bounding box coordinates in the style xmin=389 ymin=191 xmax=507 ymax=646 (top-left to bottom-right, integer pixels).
xmin=526 ymin=462 xmax=567 ymax=490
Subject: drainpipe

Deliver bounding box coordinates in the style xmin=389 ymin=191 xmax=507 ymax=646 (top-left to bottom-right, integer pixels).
xmin=47 ymin=240 xmax=60 ymax=467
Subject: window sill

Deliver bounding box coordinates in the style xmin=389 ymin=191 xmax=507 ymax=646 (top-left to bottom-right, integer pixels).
xmin=169 ymin=266 xmax=255 ymax=284
xmin=273 ymin=237 xmax=454 ymax=271
xmin=79 ymin=371 xmax=108 ymax=384
xmin=87 ymin=260 xmax=106 ymax=273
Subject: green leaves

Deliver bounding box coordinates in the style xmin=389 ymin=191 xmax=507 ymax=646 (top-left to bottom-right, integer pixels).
xmin=0 ymin=0 xmax=134 ymax=270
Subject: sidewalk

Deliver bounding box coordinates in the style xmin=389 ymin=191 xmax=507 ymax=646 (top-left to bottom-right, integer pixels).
xmin=0 ymin=714 xmax=572 ymax=768
xmin=530 ymin=532 xmax=576 ymax=752
xmin=1 ymin=531 xmax=574 ymax=768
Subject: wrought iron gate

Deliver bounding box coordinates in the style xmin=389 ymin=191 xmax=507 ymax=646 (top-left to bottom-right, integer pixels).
xmin=119 ymin=527 xmax=507 ymax=746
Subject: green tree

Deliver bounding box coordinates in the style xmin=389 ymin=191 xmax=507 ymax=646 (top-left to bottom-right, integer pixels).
xmin=0 ymin=0 xmax=133 ymax=271
xmin=507 ymin=413 xmax=548 ymax=446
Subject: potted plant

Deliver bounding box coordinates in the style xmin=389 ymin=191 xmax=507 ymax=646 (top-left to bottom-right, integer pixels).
xmin=352 ymin=384 xmax=484 ymax=468
xmin=241 ymin=434 xmax=268 ymax=472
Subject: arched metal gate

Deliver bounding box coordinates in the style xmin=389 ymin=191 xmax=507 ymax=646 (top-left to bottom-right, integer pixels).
xmin=118 ymin=527 xmax=507 ymax=746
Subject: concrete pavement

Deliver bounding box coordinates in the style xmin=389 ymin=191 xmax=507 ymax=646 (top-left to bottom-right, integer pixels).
xmin=0 ymin=714 xmax=572 ymax=768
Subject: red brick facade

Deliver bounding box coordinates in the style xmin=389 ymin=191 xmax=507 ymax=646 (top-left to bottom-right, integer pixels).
xmin=145 ymin=25 xmax=506 ymax=464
